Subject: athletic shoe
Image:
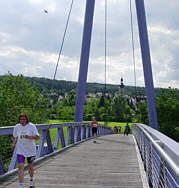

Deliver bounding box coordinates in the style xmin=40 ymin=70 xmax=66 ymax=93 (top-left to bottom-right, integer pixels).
xmin=29 ymin=179 xmax=35 ymax=187
xmin=19 ymin=183 xmax=24 ymax=188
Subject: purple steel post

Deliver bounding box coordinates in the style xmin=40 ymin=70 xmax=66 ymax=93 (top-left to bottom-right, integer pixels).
xmin=0 ymin=159 xmax=5 ymax=175
xmin=135 ymin=0 xmax=158 ymax=130
xmin=74 ymin=0 xmax=95 ymax=122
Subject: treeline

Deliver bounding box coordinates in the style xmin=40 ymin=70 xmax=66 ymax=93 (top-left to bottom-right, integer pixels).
xmin=0 ymin=74 xmax=178 ymax=173
xmin=0 ymin=74 xmax=48 ymax=171
xmin=24 ymin=76 xmax=163 ymax=97
xmin=135 ymin=89 xmax=179 ymax=142
xmin=50 ymin=87 xmax=179 ymax=142
xmin=0 ymin=74 xmax=178 ymax=142
xmin=51 ymin=91 xmax=134 ymax=123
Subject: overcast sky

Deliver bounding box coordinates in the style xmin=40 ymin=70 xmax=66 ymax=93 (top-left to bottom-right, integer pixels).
xmin=0 ymin=0 xmax=179 ymax=89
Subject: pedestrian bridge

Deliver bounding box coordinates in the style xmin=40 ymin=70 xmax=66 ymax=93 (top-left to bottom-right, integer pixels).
xmin=0 ymin=123 xmax=178 ymax=188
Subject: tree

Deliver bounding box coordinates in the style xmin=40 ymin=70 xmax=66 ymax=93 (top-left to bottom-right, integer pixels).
xmin=56 ymin=104 xmax=75 ymax=120
xmin=156 ymin=89 xmax=179 ymax=141
xmin=135 ymin=88 xmax=179 ymax=141
xmin=0 ymin=74 xmax=48 ymax=171
xmin=62 ymin=91 xmax=76 ymax=106
xmin=98 ymin=95 xmax=105 ymax=107
xmin=83 ymin=98 xmax=99 ymax=121
xmin=0 ymin=74 xmax=48 ymax=126
xmin=111 ymin=95 xmax=132 ymax=122
xmin=55 ymin=91 xmax=76 ymax=120
xmin=135 ymin=102 xmax=149 ymax=125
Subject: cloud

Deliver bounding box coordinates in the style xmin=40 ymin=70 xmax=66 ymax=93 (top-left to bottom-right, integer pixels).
xmin=0 ymin=0 xmax=178 ymax=89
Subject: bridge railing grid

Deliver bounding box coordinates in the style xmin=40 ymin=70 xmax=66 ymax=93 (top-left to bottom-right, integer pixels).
xmin=133 ymin=123 xmax=179 ymax=188
xmin=0 ymin=122 xmax=112 ymax=176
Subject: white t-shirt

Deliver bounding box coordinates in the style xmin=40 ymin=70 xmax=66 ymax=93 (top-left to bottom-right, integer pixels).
xmin=13 ymin=122 xmax=39 ymax=157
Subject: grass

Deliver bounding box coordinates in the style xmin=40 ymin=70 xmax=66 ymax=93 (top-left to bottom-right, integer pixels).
xmin=36 ymin=120 xmax=133 ymax=151
xmin=47 ymin=120 xmax=133 ymax=141
xmin=99 ymin=121 xmax=133 ymax=133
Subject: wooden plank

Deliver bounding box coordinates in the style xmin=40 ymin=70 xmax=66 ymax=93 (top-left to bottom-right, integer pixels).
xmin=0 ymin=134 xmax=144 ymax=188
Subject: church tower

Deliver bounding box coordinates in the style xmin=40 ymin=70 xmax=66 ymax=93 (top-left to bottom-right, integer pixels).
xmin=119 ymin=77 xmax=125 ymax=95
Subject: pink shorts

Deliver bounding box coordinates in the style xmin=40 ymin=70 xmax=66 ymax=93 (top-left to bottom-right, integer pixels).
xmin=17 ymin=154 xmax=35 ymax=164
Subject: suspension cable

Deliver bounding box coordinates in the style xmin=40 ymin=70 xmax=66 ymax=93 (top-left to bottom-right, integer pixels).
xmin=51 ymin=0 xmax=74 ymax=91
xmin=104 ymin=0 xmax=107 ymax=124
xmin=129 ymin=0 xmax=137 ymax=95
xmin=43 ymin=0 xmax=74 ymax=122
xmin=104 ymin=0 xmax=107 ymax=94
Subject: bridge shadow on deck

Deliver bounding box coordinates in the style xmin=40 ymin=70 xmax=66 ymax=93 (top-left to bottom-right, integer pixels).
xmin=0 ymin=134 xmax=146 ymax=188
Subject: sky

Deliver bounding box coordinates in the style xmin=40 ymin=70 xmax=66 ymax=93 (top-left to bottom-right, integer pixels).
xmin=0 ymin=0 xmax=179 ymax=89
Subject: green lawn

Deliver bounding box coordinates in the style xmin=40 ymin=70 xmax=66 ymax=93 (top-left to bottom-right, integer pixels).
xmin=37 ymin=120 xmax=133 ymax=150
xmin=47 ymin=120 xmax=133 ymax=139
xmin=99 ymin=121 xmax=132 ymax=132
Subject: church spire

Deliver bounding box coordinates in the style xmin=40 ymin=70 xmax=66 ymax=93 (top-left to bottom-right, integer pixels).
xmin=119 ymin=77 xmax=125 ymax=95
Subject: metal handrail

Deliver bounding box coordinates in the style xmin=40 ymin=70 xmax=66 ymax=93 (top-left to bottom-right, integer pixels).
xmin=0 ymin=122 xmax=112 ymax=176
xmin=138 ymin=125 xmax=179 ymax=177
xmin=133 ymin=123 xmax=179 ymax=188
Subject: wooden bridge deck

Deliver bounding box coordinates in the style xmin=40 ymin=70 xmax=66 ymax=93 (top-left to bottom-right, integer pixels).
xmin=1 ymin=134 xmax=148 ymax=188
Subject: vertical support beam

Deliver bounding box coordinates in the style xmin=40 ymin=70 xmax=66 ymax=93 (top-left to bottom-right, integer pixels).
xmin=71 ymin=126 xmax=74 ymax=144
xmin=8 ymin=146 xmax=17 ymax=171
xmin=77 ymin=125 xmax=81 ymax=141
xmin=65 ymin=127 xmax=71 ymax=146
xmin=65 ymin=126 xmax=74 ymax=146
xmin=97 ymin=127 xmax=99 ymax=136
xmin=36 ymin=129 xmax=47 ymax=159
xmin=59 ymin=128 xmax=66 ymax=148
xmin=74 ymin=0 xmax=95 ymax=122
xmin=0 ymin=159 xmax=6 ymax=175
xmin=81 ymin=126 xmax=85 ymax=140
xmin=90 ymin=127 xmax=93 ymax=137
xmin=74 ymin=126 xmax=79 ymax=143
xmin=135 ymin=0 xmax=158 ymax=130
xmin=54 ymin=128 xmax=61 ymax=150
xmin=86 ymin=126 xmax=90 ymax=138
xmin=46 ymin=129 xmax=53 ymax=153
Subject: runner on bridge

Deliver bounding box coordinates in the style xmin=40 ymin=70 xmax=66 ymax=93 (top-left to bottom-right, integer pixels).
xmin=91 ymin=117 xmax=98 ymax=143
xmin=11 ymin=114 xmax=40 ymax=188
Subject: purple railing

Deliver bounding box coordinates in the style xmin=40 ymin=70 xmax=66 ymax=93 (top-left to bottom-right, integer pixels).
xmin=133 ymin=123 xmax=179 ymax=188
xmin=0 ymin=122 xmax=112 ymax=176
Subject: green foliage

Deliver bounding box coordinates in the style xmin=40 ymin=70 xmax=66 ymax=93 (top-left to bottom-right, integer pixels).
xmin=98 ymin=95 xmax=105 ymax=107
xmin=62 ymin=91 xmax=76 ymax=106
xmin=135 ymin=102 xmax=149 ymax=125
xmin=55 ymin=91 xmax=135 ymax=123
xmin=156 ymin=89 xmax=179 ymax=141
xmin=48 ymin=120 xmax=132 ymax=134
xmin=83 ymin=98 xmax=98 ymax=120
xmin=55 ymin=91 xmax=76 ymax=120
xmin=19 ymin=76 xmax=165 ymax=97
xmin=83 ymin=94 xmax=134 ymax=122
xmin=0 ymin=74 xmax=48 ymax=126
xmin=111 ymin=95 xmax=133 ymax=122
xmin=25 ymin=77 xmax=77 ymax=96
xmin=56 ymin=105 xmax=75 ymax=120
xmin=0 ymin=74 xmax=48 ymax=171
xmin=135 ymin=88 xmax=179 ymax=141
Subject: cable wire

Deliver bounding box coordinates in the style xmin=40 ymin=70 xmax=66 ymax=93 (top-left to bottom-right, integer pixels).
xmin=129 ymin=0 xmax=137 ymax=95
xmin=51 ymin=0 xmax=74 ymax=91
xmin=43 ymin=0 xmax=74 ymax=122
xmin=104 ymin=0 xmax=107 ymax=125
xmin=104 ymin=0 xmax=107 ymax=94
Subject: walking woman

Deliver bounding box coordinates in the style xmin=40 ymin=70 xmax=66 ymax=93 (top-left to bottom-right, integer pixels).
xmin=91 ymin=117 xmax=98 ymax=143
xmin=11 ymin=114 xmax=40 ymax=188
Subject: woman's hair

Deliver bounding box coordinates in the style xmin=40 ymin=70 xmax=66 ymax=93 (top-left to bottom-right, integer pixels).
xmin=19 ymin=114 xmax=29 ymax=123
